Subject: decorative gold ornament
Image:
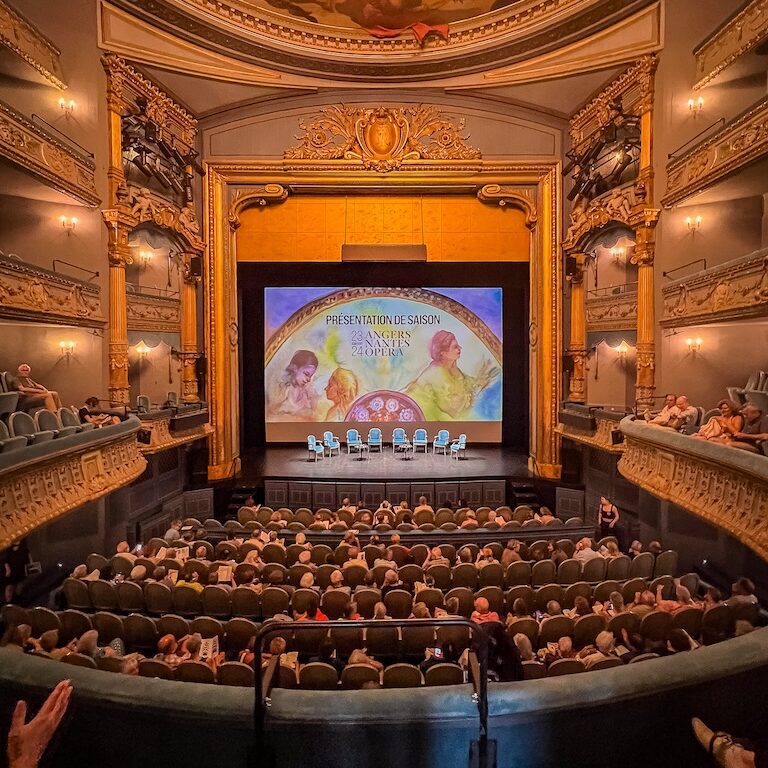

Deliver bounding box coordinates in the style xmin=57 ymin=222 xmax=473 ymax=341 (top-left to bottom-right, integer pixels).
xmin=476 ymin=184 xmax=537 ymax=228
xmin=557 ymin=416 xmax=624 ymax=454
xmin=284 ymin=105 xmax=480 ymax=172
xmin=127 ymin=291 xmax=181 ymax=332
xmin=586 ymin=292 xmax=638 ymax=331
xmin=694 ymin=0 xmax=768 ymax=90
xmin=663 ymin=95 xmax=768 ymax=208
xmin=562 ymin=186 xmax=635 ymax=250
xmin=619 ymin=418 xmax=768 ymax=562
xmin=0 ymin=0 xmax=66 ymax=89
xmin=138 ymin=416 xmax=212 ymax=455
xmin=228 ymin=185 xmax=289 ymax=230
xmin=0 ymin=99 xmax=99 ymax=207
xmin=0 ymin=428 xmax=146 ymax=549
xmin=126 ymin=186 xmax=204 ymax=250
xmin=661 ymin=250 xmax=768 ymax=327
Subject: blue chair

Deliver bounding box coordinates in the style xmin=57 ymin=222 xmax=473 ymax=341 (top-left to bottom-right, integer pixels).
xmin=450 ymin=434 xmax=467 ymax=460
xmin=368 ymin=428 xmax=383 ymax=453
xmin=392 ymin=428 xmax=409 ymax=454
xmin=412 ymin=428 xmax=428 ymax=453
xmin=323 ymin=431 xmax=340 ymax=457
xmin=433 ymin=429 xmax=450 ymax=455
xmin=346 ymin=429 xmax=364 ymax=454
xmin=307 ymin=435 xmax=324 ymax=461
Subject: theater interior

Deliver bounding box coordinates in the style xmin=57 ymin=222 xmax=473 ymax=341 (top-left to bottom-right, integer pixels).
xmin=1 ymin=0 xmax=768 ymax=766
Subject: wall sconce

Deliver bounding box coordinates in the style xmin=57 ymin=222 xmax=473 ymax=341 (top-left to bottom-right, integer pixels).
xmin=686 ymin=337 xmax=703 ymax=354
xmin=685 ymin=215 xmax=702 ymax=233
xmin=610 ymin=246 xmax=625 ymax=265
xmin=59 ymin=340 xmax=75 ymax=357
xmin=616 ymin=340 xmax=630 ymax=361
xmin=687 ymin=96 xmax=704 ymax=116
xmin=135 ymin=342 xmax=152 ymax=358
xmin=58 ymin=97 xmax=76 ymax=115
xmin=59 ymin=215 xmax=78 ymax=234
xmin=139 ymin=250 xmax=153 ymax=268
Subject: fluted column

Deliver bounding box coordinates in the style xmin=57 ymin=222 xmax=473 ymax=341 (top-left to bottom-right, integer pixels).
xmin=566 ymin=251 xmax=587 ymax=403
xmin=180 ymin=252 xmax=201 ymax=402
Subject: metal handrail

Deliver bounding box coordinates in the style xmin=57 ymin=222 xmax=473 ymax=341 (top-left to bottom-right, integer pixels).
xmin=586 ymin=281 xmax=638 ymax=299
xmin=125 ymin=282 xmax=180 ymax=299
xmin=253 ymin=617 xmax=489 ymax=765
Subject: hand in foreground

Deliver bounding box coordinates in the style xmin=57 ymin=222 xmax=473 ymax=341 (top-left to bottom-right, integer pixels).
xmin=8 ymin=679 xmax=72 ymax=768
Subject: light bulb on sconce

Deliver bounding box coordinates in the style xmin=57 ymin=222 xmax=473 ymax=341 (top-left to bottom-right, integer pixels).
xmin=135 ymin=342 xmax=152 ymax=358
xmin=685 ymin=215 xmax=702 ymax=233
xmin=139 ymin=250 xmax=152 ymax=268
xmin=686 ymin=337 xmax=703 ymax=354
xmin=687 ymin=96 xmax=704 ymax=116
xmin=616 ymin=340 xmax=630 ymax=360
xmin=59 ymin=215 xmax=78 ymax=234
xmin=59 ymin=340 xmax=75 ymax=358
xmin=58 ymin=97 xmax=76 ymax=115
xmin=610 ymin=246 xmax=625 ymax=264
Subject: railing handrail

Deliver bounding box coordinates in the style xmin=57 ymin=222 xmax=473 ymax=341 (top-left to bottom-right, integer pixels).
xmin=586 ymin=281 xmax=638 ymax=299
xmin=125 ymin=282 xmax=180 ymax=299
xmin=253 ymin=617 xmax=489 ymax=764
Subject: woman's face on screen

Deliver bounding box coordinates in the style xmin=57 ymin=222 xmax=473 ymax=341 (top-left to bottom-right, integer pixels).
xmin=441 ymin=336 xmax=462 ymax=364
xmin=294 ymin=364 xmax=317 ymax=385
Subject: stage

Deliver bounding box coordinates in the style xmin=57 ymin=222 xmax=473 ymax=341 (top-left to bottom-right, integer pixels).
xmin=239 ymin=445 xmax=530 ymax=483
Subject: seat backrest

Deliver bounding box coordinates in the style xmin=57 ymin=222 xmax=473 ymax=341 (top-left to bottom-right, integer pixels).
xmin=606 ymin=556 xmax=631 ymax=581
xmin=589 ymin=656 xmax=624 ymax=671
xmin=547 ymin=658 xmax=585 ymax=676
xmin=573 ymin=613 xmax=606 ymax=649
xmin=538 ymin=615 xmax=574 ymax=644
xmin=177 ymin=660 xmax=215 ymax=684
xmin=383 ymin=663 xmax=423 ymax=688
xmin=323 ymin=431 xmax=333 ymax=443
xmin=414 ymin=429 xmax=427 ymax=440
xmin=653 ymin=550 xmax=678 ymax=578
xmin=218 ymin=661 xmax=255 ymax=687
xmin=436 ymin=430 xmax=449 ymax=442
xmin=299 ymin=662 xmax=339 ymax=690
xmin=639 ymin=610 xmax=672 ymax=641
xmin=340 ymin=664 xmax=380 ymax=689
xmin=383 ymin=588 xmax=413 ymax=619
xmin=136 ymin=394 xmax=150 ymax=413
xmin=35 ymin=409 xmax=60 ymax=431
xmin=425 ymin=663 xmax=464 ymax=686
xmin=582 ymin=557 xmax=607 ymax=583
xmin=9 ymin=411 xmax=36 ymax=437
xmin=368 ymin=428 xmax=382 ymax=441
xmin=346 ymin=429 xmax=359 ymax=441
xmin=392 ymin=428 xmax=406 ymax=441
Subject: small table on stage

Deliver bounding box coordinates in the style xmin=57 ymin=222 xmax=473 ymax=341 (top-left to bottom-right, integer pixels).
xmin=395 ymin=441 xmax=414 ymax=460
xmin=353 ymin=443 xmax=369 ymax=461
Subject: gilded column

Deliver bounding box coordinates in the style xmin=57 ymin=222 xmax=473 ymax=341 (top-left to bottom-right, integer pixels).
xmin=180 ymin=252 xmax=200 ymax=402
xmin=566 ymin=252 xmax=588 ymax=403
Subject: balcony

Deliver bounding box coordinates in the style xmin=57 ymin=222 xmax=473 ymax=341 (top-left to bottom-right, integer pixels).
xmin=138 ymin=405 xmax=211 ymax=455
xmin=661 ymin=246 xmax=768 ymax=327
xmin=618 ymin=416 xmax=768 ymax=561
xmin=586 ymin=282 xmax=638 ymax=332
xmin=126 ymin=285 xmax=180 ymax=333
xmin=0 ymin=417 xmax=146 ymax=549
xmin=557 ymin=404 xmax=627 ymax=454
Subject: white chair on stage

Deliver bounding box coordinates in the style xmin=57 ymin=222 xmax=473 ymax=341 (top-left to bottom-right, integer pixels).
xmin=412 ymin=428 xmax=428 ymax=453
xmin=433 ymin=429 xmax=450 ymax=455
xmin=323 ymin=431 xmax=341 ymax=457
xmin=450 ymin=434 xmax=467 ymax=459
xmin=346 ymin=428 xmax=365 ymax=455
xmin=307 ymin=435 xmax=324 ymax=461
xmin=367 ymin=427 xmax=383 ymax=453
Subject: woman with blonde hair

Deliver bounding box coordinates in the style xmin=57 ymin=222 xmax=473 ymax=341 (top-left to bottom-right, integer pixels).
xmin=694 ymin=399 xmax=743 ymax=442
xmin=325 ymin=367 xmax=359 ymax=421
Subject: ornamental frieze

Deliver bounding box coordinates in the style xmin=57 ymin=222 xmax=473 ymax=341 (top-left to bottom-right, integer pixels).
xmin=0 ymin=99 xmax=99 ymax=207
xmin=138 ymin=416 xmax=212 ymax=455
xmin=661 ymin=249 xmax=768 ymax=327
xmin=618 ymin=418 xmax=768 ymax=562
xmin=557 ymin=418 xmax=625 ymax=454
xmin=663 ymin=95 xmax=768 ymax=208
xmin=0 ymin=254 xmax=103 ymax=326
xmin=562 ymin=185 xmax=635 ymax=251
xmin=694 ymin=0 xmax=768 ymax=89
xmin=585 ymin=291 xmax=638 ymax=331
xmin=124 ymin=185 xmax=204 ymax=252
xmin=284 ymin=105 xmax=480 ymax=172
xmin=0 ymin=429 xmax=146 ymax=549
xmin=0 ymin=0 xmax=66 ymax=89
xmin=126 ymin=290 xmax=180 ymax=332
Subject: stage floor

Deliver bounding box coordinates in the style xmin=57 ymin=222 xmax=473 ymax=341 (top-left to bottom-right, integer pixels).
xmin=240 ymin=446 xmax=530 ymax=482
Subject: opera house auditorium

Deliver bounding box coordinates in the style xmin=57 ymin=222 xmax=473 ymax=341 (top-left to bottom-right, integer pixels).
xmin=1 ymin=0 xmax=768 ymax=766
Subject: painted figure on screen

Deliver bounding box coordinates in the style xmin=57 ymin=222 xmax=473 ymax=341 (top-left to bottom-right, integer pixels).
xmin=404 ymin=330 xmax=499 ymax=420
xmin=325 ymin=367 xmax=359 ymax=421
xmin=266 ymin=349 xmax=320 ymax=420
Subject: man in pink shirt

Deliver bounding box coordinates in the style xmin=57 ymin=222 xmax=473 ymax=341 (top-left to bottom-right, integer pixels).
xmin=471 ymin=597 xmax=500 ymax=624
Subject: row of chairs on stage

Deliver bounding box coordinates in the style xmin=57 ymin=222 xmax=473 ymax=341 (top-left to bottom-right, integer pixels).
xmin=307 ymin=429 xmax=467 ymax=460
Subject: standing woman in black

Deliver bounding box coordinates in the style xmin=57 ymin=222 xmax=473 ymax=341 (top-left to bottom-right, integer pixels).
xmin=598 ymin=496 xmax=620 ymax=542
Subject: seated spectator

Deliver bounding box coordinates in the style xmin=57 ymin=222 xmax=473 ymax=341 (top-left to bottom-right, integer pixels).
xmin=656 ymin=584 xmax=698 ymax=614
xmin=665 ymin=395 xmax=700 ymax=431
xmin=667 ymin=628 xmax=697 ymax=653
xmin=702 ymin=586 xmax=722 ymax=611
xmin=484 ymin=510 xmax=500 ymax=527
xmin=342 ymin=602 xmax=361 ymax=620
xmin=694 ymin=399 xmax=743 ymax=442
xmin=542 ymin=600 xmax=562 ymax=619
xmin=579 ymin=631 xmax=618 ymax=670
xmin=602 ymin=541 xmax=622 ymax=559
xmin=297 ymin=550 xmax=315 ymax=570
xmin=643 ymin=393 xmax=677 ymax=424
xmin=79 ymin=397 xmax=120 ymax=427
xmin=163 ymin=519 xmax=182 ymax=541
xmin=486 ymin=623 xmax=524 ymax=682
xmin=373 ymin=550 xmax=398 ymax=570
xmin=115 ymin=541 xmax=136 ymax=561
xmin=9 ymin=363 xmax=62 ymax=412
xmin=269 ymin=511 xmax=289 ymax=528
xmin=0 ymin=624 xmax=32 ymax=652
xmin=573 ymin=537 xmax=601 ymax=563
xmin=261 ymin=637 xmax=288 ymax=667
xmin=726 ymin=577 xmax=758 ymax=607
xmin=564 ymin=595 xmax=592 ymax=619
xmin=150 ymin=566 xmax=174 ymax=588
xmin=471 ymin=597 xmax=500 ymax=624
xmin=548 ymin=541 xmax=567 ymax=566
xmin=313 ymin=512 xmax=330 ymax=529
xmin=435 ymin=597 xmax=461 ymax=619
xmin=414 ymin=496 xmax=433 ymax=514
xmin=156 ymin=634 xmax=185 ymax=668
xmin=342 ymin=531 xmax=361 ymax=549
xmin=330 ymin=512 xmax=348 ymax=529
xmin=77 ymin=629 xmax=124 ymax=659
xmin=423 ymin=547 xmax=451 ymax=569
xmin=397 ymin=500 xmax=409 ymax=512
xmin=513 ymin=633 xmax=536 ymax=661
xmin=176 ymin=570 xmax=203 ymax=593
xmin=648 ymin=541 xmax=663 ymax=556
xmin=340 ymin=497 xmax=357 ymax=514
xmin=267 ymin=531 xmax=285 ymax=548
xmin=128 ymin=565 xmax=147 ymax=584
xmin=628 ymin=590 xmax=656 ymax=617
xmin=373 ymin=602 xmax=390 ymax=620
xmin=594 ymin=591 xmax=626 ymax=617
xmin=628 ymin=540 xmax=643 ymax=558
xmin=294 ymin=532 xmax=310 ymax=548
xmin=534 ymin=507 xmax=555 ymax=524
xmin=411 ymin=602 xmax=431 ymax=619
xmin=419 ymin=642 xmax=458 ymax=675
xmin=540 ymin=635 xmax=577 ymax=667
xmin=389 ymin=533 xmax=408 ymax=552
xmin=308 ymin=604 xmax=329 ymax=622
xmin=354 ymin=572 xmax=377 ymax=592
xmin=501 ymin=540 xmax=522 ymax=567
xmin=348 ymin=648 xmax=384 ymax=673
xmin=309 ymin=640 xmax=345 ymax=675
xmin=475 ymin=547 xmax=498 ymax=570
xmin=342 ymin=547 xmax=364 ymax=568
xmin=373 ymin=508 xmax=391 ymax=525
xmin=507 ymin=598 xmax=531 ymax=621
xmin=357 ymin=510 xmax=373 ymax=525
xmin=380 ymin=570 xmax=403 ymax=596
xmin=728 ymin=404 xmax=768 ymax=453
xmin=460 ymin=511 xmax=479 ymax=529
xmin=326 ymin=570 xmax=349 ymax=593
xmin=457 ymin=547 xmax=473 ymax=564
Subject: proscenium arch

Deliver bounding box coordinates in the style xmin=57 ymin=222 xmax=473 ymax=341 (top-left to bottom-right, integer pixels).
xmin=204 ymin=163 xmax=561 ymax=480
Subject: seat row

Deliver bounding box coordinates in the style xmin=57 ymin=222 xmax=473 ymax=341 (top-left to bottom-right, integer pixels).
xmin=0 ymin=407 xmax=97 ymax=452
xmin=63 ymin=573 xmax=689 ymax=623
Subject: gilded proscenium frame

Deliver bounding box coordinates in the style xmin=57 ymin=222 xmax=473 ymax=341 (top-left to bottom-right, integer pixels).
xmin=564 ymin=56 xmax=658 ymax=407
xmin=204 ymin=162 xmax=561 ymax=481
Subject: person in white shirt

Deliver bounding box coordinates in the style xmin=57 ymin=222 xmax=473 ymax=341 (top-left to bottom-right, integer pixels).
xmin=573 ymin=537 xmax=601 ymax=564
xmin=645 ymin=393 xmax=676 ymax=424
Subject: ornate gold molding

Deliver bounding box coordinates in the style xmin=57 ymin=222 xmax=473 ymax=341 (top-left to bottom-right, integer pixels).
xmin=694 ymin=0 xmax=768 ymax=90
xmin=557 ymin=417 xmax=625 ymax=454
xmin=663 ymin=95 xmax=768 ymax=208
xmin=125 ymin=185 xmax=204 ymax=252
xmin=126 ymin=290 xmax=180 ymax=332
xmin=661 ymin=249 xmax=768 ymax=327
xmin=0 ymin=427 xmax=146 ymax=549
xmin=284 ymin=106 xmax=480 ymax=172
xmin=619 ymin=418 xmax=768 ymax=562
xmin=102 ymin=53 xmax=196 ymax=150
xmin=477 ymin=184 xmax=537 ymax=228
xmin=138 ymin=416 xmax=212 ymax=455
xmin=569 ymin=55 xmax=657 ymax=155
xmin=0 ymin=254 xmax=104 ymax=326
xmin=0 ymin=0 xmax=66 ymax=89
xmin=228 ymin=185 xmax=289 ymax=230
xmin=0 ymin=99 xmax=99 ymax=207
xmin=586 ymin=291 xmax=638 ymax=331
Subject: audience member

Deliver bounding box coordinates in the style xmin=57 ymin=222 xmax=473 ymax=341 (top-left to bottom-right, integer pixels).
xmin=694 ymin=399 xmax=743 ymax=442
xmin=644 ymin=393 xmax=677 ymax=423
xmin=512 ymin=633 xmax=536 ymax=661
xmin=471 ymin=597 xmax=500 ymax=624
xmin=9 ymin=363 xmax=62 ymax=412
xmin=79 ymin=397 xmax=120 ymax=427
xmin=729 ymin=404 xmax=768 ymax=453
xmin=574 ymin=537 xmax=601 ymax=564
xmin=597 ymin=496 xmax=620 ymax=540
xmin=501 ymin=540 xmax=522 ymax=566
xmin=579 ymin=631 xmax=617 ymax=670
xmin=725 ymin=577 xmax=757 ymax=608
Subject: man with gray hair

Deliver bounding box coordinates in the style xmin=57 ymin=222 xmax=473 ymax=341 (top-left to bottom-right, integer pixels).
xmin=9 ymin=363 xmax=61 ymax=412
xmin=580 ymin=631 xmax=618 ymax=670
xmin=729 ymin=404 xmax=768 ymax=453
